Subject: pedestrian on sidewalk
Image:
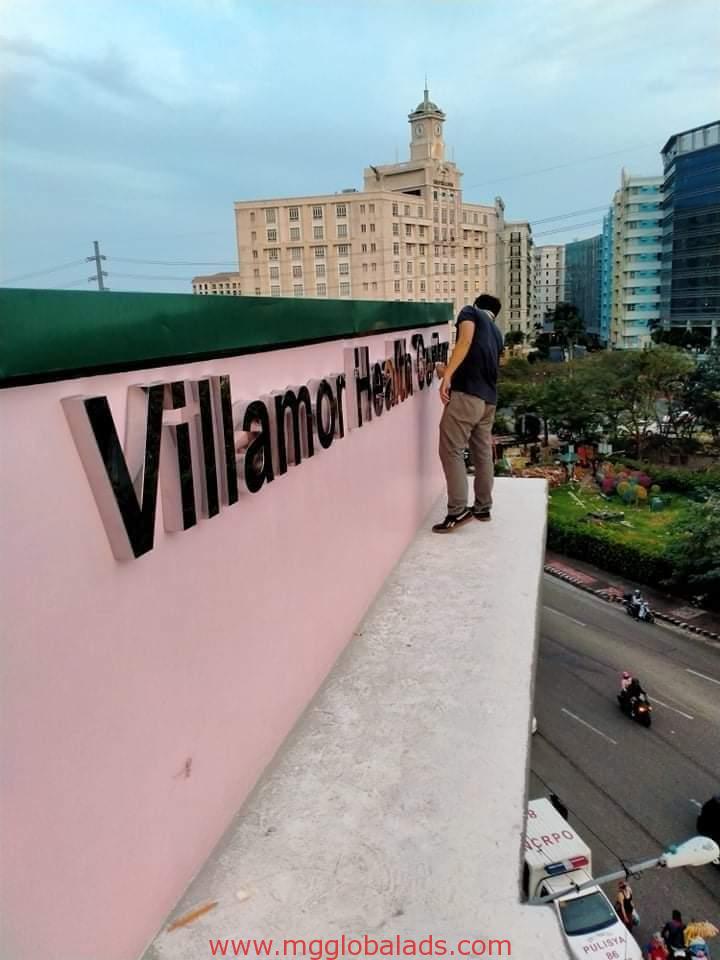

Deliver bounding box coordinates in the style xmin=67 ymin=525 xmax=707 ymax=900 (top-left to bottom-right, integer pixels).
xmin=662 ymin=909 xmax=686 ymax=951
xmin=615 ymin=879 xmax=636 ymax=932
xmin=432 ymin=294 xmax=503 ymax=534
xmin=644 ymin=932 xmax=668 ymax=960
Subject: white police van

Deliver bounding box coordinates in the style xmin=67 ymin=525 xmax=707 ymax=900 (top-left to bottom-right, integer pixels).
xmin=524 ymin=798 xmax=642 ymax=960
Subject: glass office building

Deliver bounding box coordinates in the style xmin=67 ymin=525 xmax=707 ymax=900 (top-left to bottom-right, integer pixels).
xmin=565 ymin=235 xmax=602 ymax=338
xmin=660 ymin=121 xmax=720 ymax=340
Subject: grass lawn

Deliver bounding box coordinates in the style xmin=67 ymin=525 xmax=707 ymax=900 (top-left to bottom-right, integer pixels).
xmin=547 ymin=484 xmax=690 ymax=550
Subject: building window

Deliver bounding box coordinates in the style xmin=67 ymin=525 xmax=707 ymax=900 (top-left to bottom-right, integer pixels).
xmin=313 ymin=226 xmax=324 ymax=241
xmin=394 ymin=261 xmax=400 ymax=274
xmin=370 ymin=243 xmax=377 ymax=252
xmin=407 ymin=279 xmax=413 ymax=292
xmin=405 ymin=224 xmax=412 ymax=237
xmin=394 ymin=280 xmax=401 ymax=292
xmin=255 ymin=288 xmax=261 ymax=295
xmin=369 ymin=203 xmax=375 ymax=214
xmin=267 ymin=248 xmax=278 ymax=260
xmin=251 ymin=231 xmax=257 ymax=243
xmin=290 ymin=227 xmax=301 ymax=241
xmin=361 ymin=223 xmax=367 ymax=233
xmin=419 ymin=225 xmax=426 ymax=237
xmin=336 ymin=204 xmax=347 ymax=217
xmin=265 ymin=208 xmax=276 ymax=224
xmin=337 ymin=224 xmax=348 ymax=238
xmin=267 ymin=229 xmax=277 ymax=242
xmin=391 ymin=222 xmax=399 ymax=236
xmin=293 ymin=284 xmax=304 ymax=297
xmin=339 ymin=262 xmax=349 ymax=276
xmin=292 ymin=265 xmax=303 ymax=279
xmin=316 ymin=263 xmax=326 ymax=277
xmin=361 ymin=242 xmax=368 ymax=253
xmin=339 ymin=281 xmax=351 ymax=296
xmin=372 ymin=281 xmax=378 ymax=290
xmin=253 ymin=267 xmax=260 ymax=278
xmin=393 ymin=242 xmax=400 ymax=255
xmin=418 ymin=206 xmax=424 ymax=218
xmin=291 ymin=247 xmax=303 ymax=260
xmin=362 ymin=263 xmax=368 ymax=273
xmin=314 ymin=246 xmax=326 ymax=258
xmin=464 ymin=281 xmax=469 ymax=292
xmin=371 ymin=262 xmax=377 ymax=272
xmin=271 ymin=284 xmax=281 ymax=297
xmin=370 ymin=223 xmax=376 ymax=232
xmin=420 ymin=280 xmax=426 ymax=292
xmin=392 ymin=202 xmax=399 ymax=216
xmin=407 ymin=261 xmax=413 ymax=274
xmin=312 ymin=206 xmax=323 ymax=219
xmin=250 ymin=211 xmax=256 ymax=223
xmin=360 ymin=203 xmax=366 ymax=214
xmin=289 ymin=207 xmax=299 ymax=221
xmin=317 ymin=282 xmax=327 ymax=296
xmin=363 ymin=282 xmax=369 ymax=291
xmin=338 ymin=244 xmax=349 ymax=256
xmin=270 ymin=266 xmax=279 ymax=280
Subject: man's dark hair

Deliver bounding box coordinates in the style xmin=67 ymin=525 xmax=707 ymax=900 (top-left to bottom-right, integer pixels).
xmin=474 ymin=294 xmax=502 ymax=316
xmin=672 ymin=910 xmax=682 ymax=922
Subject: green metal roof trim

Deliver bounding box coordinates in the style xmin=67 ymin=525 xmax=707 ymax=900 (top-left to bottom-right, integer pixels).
xmin=0 ymin=289 xmax=452 ymax=387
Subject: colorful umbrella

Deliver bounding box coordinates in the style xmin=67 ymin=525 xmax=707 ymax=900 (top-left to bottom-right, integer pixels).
xmin=686 ymin=922 xmax=719 ymax=943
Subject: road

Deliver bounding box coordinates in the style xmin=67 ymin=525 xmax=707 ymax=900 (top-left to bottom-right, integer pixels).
xmin=531 ymin=575 xmax=720 ymax=949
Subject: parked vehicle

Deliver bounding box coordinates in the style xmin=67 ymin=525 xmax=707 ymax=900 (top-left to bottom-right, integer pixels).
xmin=523 ymin=799 xmax=642 ymax=960
xmin=696 ymin=794 xmax=720 ymax=863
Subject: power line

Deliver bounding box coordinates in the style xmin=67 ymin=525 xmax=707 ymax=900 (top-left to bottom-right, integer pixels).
xmin=463 ymin=141 xmax=659 ymax=190
xmin=0 ymin=258 xmax=87 ymax=286
xmin=86 ymin=240 xmax=108 ymax=291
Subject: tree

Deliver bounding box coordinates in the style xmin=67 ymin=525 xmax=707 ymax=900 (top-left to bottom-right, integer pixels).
xmin=684 ymin=342 xmax=720 ymax=443
xmin=505 ymin=330 xmax=525 ymax=347
xmin=665 ymin=498 xmax=720 ymax=603
xmin=546 ymin=302 xmax=585 ymax=360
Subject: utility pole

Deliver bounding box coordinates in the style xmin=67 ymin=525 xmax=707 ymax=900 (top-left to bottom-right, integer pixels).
xmin=87 ymin=240 xmax=108 ymax=291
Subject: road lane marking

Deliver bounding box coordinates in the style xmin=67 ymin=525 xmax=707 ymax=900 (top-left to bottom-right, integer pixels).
xmin=686 ymin=668 xmax=720 ymax=686
xmin=651 ymin=697 xmax=694 ymax=720
xmin=689 ymin=799 xmax=702 ymax=808
xmin=561 ymin=708 xmax=618 ymax=745
xmin=543 ymin=606 xmax=587 ymax=628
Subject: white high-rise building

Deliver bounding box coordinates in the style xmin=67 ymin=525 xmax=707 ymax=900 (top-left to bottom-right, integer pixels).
xmin=532 ymin=245 xmax=565 ymax=328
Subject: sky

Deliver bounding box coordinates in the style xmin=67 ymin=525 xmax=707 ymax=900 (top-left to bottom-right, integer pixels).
xmin=1 ymin=0 xmax=719 ymax=293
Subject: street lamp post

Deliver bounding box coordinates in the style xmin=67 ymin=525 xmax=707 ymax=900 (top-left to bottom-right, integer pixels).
xmin=529 ymin=836 xmax=720 ymax=905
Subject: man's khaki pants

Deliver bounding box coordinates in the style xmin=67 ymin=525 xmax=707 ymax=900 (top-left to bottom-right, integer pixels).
xmin=439 ymin=391 xmax=496 ymax=516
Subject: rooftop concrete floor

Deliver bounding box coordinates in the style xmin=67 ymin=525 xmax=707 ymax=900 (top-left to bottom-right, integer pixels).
xmin=143 ymin=478 xmax=567 ymax=960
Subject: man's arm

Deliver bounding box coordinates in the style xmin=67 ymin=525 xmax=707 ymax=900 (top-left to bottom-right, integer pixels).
xmin=439 ymin=320 xmax=475 ymax=404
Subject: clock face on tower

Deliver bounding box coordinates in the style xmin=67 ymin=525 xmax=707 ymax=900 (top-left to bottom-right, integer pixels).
xmin=415 ymin=124 xmax=424 ymax=137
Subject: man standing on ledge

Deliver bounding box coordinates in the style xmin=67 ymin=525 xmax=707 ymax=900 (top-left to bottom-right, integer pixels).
xmin=432 ymin=294 xmax=503 ymax=533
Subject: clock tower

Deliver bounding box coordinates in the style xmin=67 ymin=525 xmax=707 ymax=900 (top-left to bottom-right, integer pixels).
xmin=408 ymin=86 xmax=446 ymax=162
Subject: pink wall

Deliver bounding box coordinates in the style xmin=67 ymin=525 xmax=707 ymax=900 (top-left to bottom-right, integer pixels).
xmin=0 ymin=327 xmax=445 ymax=960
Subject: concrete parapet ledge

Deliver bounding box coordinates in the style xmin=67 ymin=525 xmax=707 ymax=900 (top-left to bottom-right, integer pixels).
xmin=144 ymin=479 xmax=565 ymax=960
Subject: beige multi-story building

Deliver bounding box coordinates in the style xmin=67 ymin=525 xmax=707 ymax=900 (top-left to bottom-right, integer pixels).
xmin=503 ymin=221 xmax=534 ymax=336
xmin=532 ymin=244 xmax=565 ymax=328
xmin=194 ymin=89 xmax=508 ymax=325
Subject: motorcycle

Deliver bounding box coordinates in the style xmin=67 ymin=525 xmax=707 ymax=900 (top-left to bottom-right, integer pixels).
xmin=617 ymin=690 xmax=653 ymax=727
xmin=624 ymin=593 xmax=655 ymax=623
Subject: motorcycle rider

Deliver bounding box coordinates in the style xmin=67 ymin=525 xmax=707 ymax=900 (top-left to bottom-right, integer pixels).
xmin=620 ymin=671 xmax=632 ymax=694
xmin=620 ymin=675 xmax=644 ymax=711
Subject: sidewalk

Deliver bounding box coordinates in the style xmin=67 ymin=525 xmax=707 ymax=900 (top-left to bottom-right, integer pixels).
xmin=545 ymin=549 xmax=720 ymax=641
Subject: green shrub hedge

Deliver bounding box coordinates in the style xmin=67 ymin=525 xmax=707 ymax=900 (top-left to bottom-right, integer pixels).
xmin=547 ymin=516 xmax=674 ymax=588
xmin=612 ymin=459 xmax=720 ymax=494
